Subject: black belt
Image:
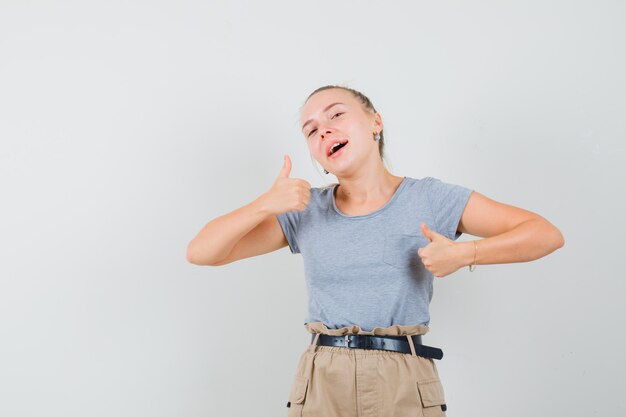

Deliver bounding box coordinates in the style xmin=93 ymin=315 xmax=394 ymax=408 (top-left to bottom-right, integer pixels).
xmin=311 ymin=333 xmax=443 ymax=360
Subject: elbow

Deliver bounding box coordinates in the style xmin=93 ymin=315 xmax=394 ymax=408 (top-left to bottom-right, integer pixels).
xmin=186 ymin=242 xmax=223 ymax=266
xmin=533 ymin=220 xmax=565 ymax=257
xmin=186 ymin=243 xmax=199 ymax=265
xmin=557 ymin=232 xmax=565 ymax=249
xmin=551 ymin=226 xmax=565 ymax=250
xmin=537 ymin=218 xmax=565 ymax=251
xmin=186 ymin=242 xmax=206 ymax=265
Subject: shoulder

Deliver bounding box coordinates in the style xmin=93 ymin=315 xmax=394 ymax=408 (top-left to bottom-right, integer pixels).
xmin=405 ymin=176 xmax=473 ymax=202
xmin=311 ymin=182 xmax=338 ymax=196
xmin=399 ymin=175 xmax=431 ymax=191
xmin=419 ymin=175 xmax=467 ymax=190
xmin=302 ymin=182 xmax=337 ymax=211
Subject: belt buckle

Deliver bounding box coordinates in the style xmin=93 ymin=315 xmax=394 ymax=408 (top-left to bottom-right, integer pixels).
xmin=344 ymin=335 xmax=352 ymax=348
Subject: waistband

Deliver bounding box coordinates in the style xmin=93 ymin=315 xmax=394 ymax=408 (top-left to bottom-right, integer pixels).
xmin=304 ymin=321 xmax=434 ymax=358
xmin=311 ymin=333 xmax=443 ymax=360
xmin=304 ymin=321 xmax=430 ymax=337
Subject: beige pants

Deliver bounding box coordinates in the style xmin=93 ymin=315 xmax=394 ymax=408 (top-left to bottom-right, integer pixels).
xmin=286 ymin=322 xmax=447 ymax=417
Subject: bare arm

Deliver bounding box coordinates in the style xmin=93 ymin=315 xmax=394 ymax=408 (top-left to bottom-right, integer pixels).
xmin=417 ymin=191 xmax=565 ymax=278
xmin=186 ymin=155 xmax=310 ymax=266
xmin=186 ymin=196 xmax=285 ymax=266
xmin=456 ymin=191 xmax=565 ymax=266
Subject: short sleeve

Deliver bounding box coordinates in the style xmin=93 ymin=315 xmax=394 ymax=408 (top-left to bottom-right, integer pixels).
xmin=424 ymin=176 xmax=473 ymax=241
xmin=276 ymin=210 xmax=302 ymax=254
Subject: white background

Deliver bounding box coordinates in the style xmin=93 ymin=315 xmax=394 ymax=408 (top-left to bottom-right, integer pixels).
xmin=1 ymin=1 xmax=624 ymax=416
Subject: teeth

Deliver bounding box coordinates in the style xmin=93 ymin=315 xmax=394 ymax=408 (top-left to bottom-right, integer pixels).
xmin=329 ymin=142 xmax=344 ymax=155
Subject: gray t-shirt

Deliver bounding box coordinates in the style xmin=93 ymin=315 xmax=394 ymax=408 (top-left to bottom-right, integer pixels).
xmin=276 ymin=176 xmax=473 ymax=331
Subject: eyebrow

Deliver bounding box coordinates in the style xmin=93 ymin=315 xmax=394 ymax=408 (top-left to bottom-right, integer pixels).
xmin=301 ymin=102 xmax=345 ymax=132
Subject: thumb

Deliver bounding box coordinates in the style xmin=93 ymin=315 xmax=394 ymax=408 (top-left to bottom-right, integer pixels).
xmin=278 ymin=154 xmax=291 ymax=178
xmin=421 ymin=222 xmax=436 ymax=242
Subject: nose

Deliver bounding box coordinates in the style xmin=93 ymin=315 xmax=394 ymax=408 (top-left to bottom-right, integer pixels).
xmin=320 ymin=129 xmax=331 ymax=140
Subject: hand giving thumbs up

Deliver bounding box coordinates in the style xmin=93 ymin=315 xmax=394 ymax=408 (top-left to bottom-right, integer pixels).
xmin=259 ymin=155 xmax=311 ymax=216
xmin=417 ymin=222 xmax=464 ymax=278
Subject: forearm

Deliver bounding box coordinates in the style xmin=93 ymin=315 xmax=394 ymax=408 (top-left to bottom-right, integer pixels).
xmin=457 ymin=218 xmax=565 ymax=266
xmin=186 ymin=194 xmax=272 ymax=265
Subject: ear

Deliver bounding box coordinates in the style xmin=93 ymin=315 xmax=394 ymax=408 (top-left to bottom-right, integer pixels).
xmin=373 ymin=112 xmax=383 ymax=134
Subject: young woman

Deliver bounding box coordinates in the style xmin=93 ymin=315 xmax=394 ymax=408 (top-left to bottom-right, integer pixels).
xmin=186 ymin=85 xmax=565 ymax=417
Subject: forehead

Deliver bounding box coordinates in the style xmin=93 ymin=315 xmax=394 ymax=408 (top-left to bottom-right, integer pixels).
xmin=300 ymin=88 xmax=358 ymax=122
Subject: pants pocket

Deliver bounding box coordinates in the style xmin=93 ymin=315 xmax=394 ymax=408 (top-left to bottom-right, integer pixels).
xmin=286 ymin=375 xmax=309 ymax=417
xmin=416 ymin=378 xmax=447 ymax=417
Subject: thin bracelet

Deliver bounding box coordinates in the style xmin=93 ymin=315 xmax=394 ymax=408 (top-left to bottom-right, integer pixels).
xmin=469 ymin=240 xmax=477 ymax=272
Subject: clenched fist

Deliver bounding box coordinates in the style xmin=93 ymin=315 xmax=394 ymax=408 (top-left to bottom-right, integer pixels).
xmin=259 ymin=155 xmax=311 ymax=215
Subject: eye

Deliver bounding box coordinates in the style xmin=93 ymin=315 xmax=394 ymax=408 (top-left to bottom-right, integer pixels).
xmin=307 ymin=128 xmax=317 ymax=137
xmin=332 ymin=112 xmax=344 ymax=119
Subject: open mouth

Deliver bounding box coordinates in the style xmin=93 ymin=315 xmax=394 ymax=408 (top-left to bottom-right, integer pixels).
xmin=328 ymin=141 xmax=348 ymax=158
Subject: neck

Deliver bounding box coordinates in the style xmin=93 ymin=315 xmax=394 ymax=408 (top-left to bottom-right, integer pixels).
xmin=335 ymin=168 xmax=404 ymax=204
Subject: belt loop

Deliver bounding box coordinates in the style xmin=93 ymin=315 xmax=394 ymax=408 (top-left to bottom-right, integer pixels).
xmin=406 ymin=335 xmax=417 ymax=357
xmin=308 ymin=333 xmax=321 ymax=353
